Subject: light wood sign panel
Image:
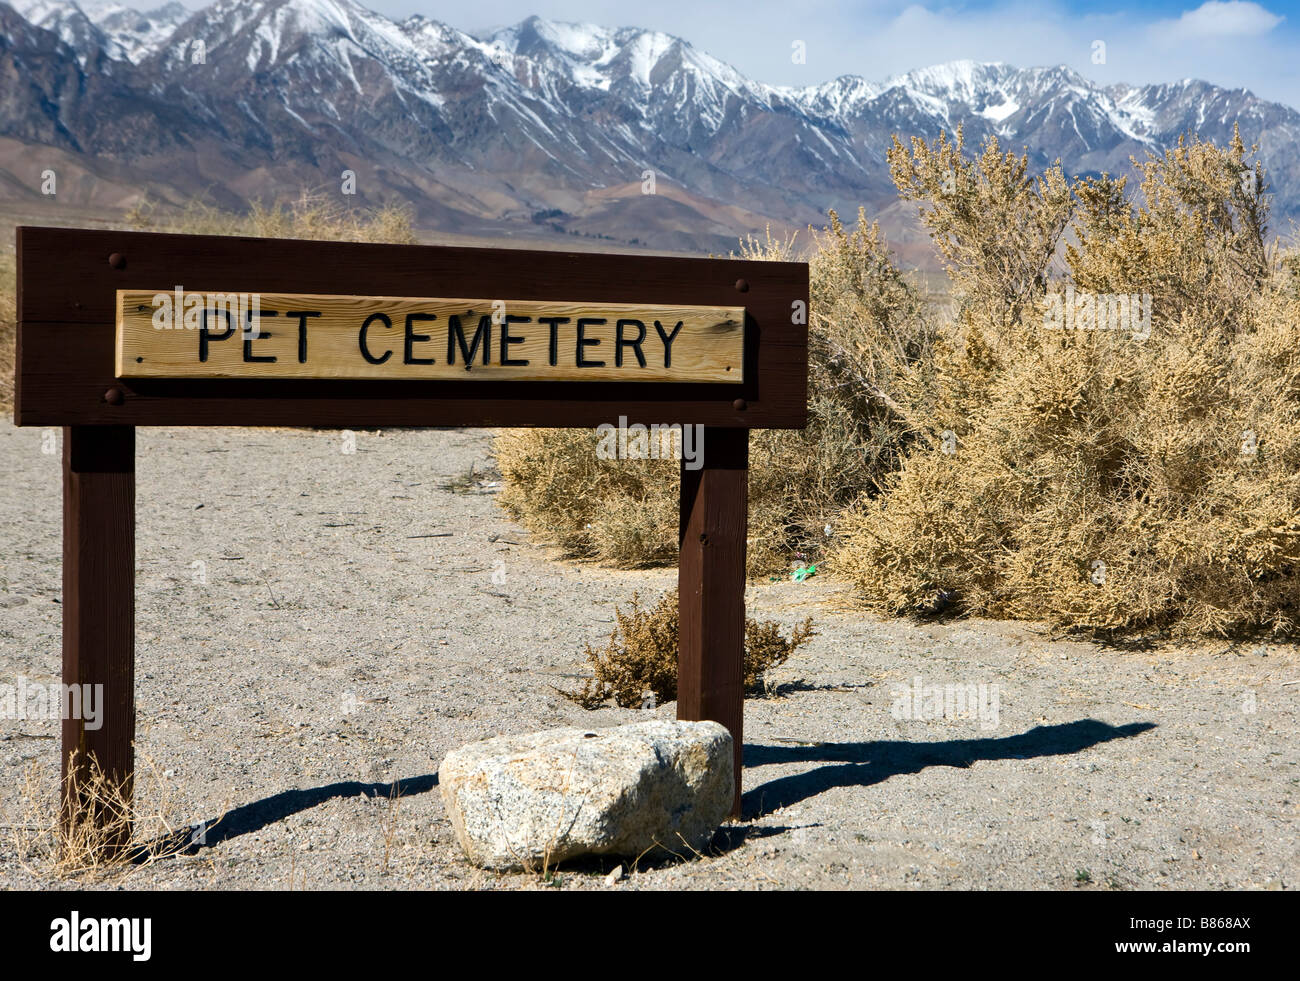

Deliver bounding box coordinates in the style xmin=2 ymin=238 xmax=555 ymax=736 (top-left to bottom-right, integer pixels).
xmin=115 ymin=290 xmax=745 ymax=383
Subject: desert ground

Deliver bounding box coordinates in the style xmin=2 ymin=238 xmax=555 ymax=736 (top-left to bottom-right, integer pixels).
xmin=0 ymin=422 xmax=1295 ymax=890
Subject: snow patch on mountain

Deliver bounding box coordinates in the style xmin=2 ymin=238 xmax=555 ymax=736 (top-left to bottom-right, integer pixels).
xmin=11 ymin=0 xmax=124 ymax=61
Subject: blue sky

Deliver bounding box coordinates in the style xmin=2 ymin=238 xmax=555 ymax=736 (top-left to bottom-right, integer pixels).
xmin=356 ymin=0 xmax=1300 ymax=108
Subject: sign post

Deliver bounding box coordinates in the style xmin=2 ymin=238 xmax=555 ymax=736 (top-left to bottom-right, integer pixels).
xmin=61 ymin=425 xmax=136 ymax=852
xmin=16 ymin=226 xmax=808 ymax=850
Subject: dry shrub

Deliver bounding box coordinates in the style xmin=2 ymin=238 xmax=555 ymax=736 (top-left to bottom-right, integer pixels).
xmin=835 ymin=127 xmax=1300 ymax=637
xmin=888 ymin=125 xmax=1073 ymax=331
xmin=560 ymin=589 xmax=817 ymax=708
xmin=495 ymin=217 xmax=933 ymax=576
xmin=495 ymin=427 xmax=679 ymax=566
xmin=125 ymin=188 xmax=418 ymax=244
xmin=1068 ymin=130 xmax=1269 ymax=329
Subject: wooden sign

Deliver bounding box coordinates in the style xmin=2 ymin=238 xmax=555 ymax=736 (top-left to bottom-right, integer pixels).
xmin=115 ymin=291 xmax=744 ymax=382
xmin=16 ymin=225 xmax=810 ymax=849
xmin=16 ymin=227 xmax=805 ymax=429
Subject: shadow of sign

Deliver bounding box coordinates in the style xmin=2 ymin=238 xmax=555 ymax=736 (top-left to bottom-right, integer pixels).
xmin=741 ymin=719 xmax=1156 ymax=819
xmin=139 ymin=774 xmax=439 ymax=861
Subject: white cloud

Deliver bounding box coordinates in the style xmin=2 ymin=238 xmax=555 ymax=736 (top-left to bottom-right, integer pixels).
xmin=1159 ymin=1 xmax=1284 ymax=40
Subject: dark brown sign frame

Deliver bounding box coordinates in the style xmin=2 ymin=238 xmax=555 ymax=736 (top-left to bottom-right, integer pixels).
xmin=15 ymin=226 xmax=809 ymax=847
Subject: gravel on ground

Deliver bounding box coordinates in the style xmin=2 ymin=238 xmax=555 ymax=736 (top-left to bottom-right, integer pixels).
xmin=1 ymin=423 xmax=1295 ymax=890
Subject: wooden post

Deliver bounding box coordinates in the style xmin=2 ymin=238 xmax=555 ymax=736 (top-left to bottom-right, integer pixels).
xmin=677 ymin=426 xmax=748 ymax=817
xmin=61 ymin=425 xmax=136 ymax=853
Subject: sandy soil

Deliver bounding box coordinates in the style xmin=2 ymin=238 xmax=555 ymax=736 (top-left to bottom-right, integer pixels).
xmin=0 ymin=423 xmax=1296 ymax=890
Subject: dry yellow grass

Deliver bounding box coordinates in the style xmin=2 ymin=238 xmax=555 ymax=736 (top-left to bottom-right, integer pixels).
xmin=0 ymin=251 xmax=14 ymax=417
xmin=125 ymin=189 xmax=418 ymax=244
xmin=9 ymin=749 xmax=218 ymax=882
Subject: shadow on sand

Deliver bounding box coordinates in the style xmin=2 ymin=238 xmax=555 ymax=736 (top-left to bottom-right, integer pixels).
xmin=140 ymin=774 xmax=438 ymax=860
xmin=139 ymin=718 xmax=1154 ymax=861
xmin=740 ymin=718 xmax=1155 ymax=819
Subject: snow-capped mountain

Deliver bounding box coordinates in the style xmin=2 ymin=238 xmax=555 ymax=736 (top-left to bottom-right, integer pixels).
xmin=90 ymin=0 xmax=186 ymax=62
xmin=2 ymin=0 xmax=1298 ymax=254
xmin=11 ymin=0 xmax=180 ymax=64
xmin=10 ymin=0 xmax=120 ymax=61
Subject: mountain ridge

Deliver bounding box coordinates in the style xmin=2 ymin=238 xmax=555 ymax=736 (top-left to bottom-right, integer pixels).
xmin=3 ymin=0 xmax=1298 ymax=255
